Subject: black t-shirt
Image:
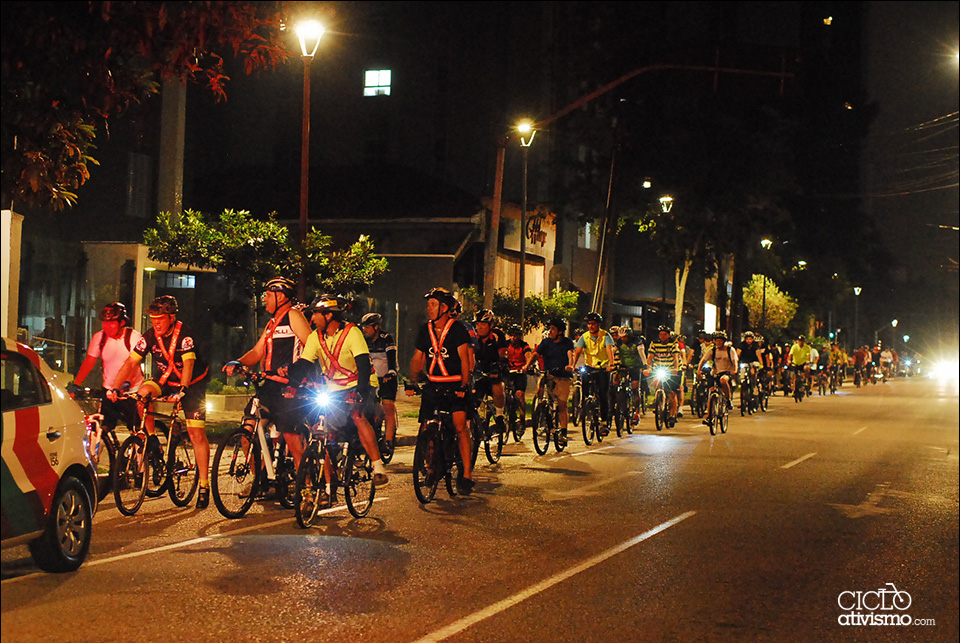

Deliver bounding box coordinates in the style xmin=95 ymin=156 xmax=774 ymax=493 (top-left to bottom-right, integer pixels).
xmin=134 ymin=321 xmax=208 ymax=386
xmin=535 ymin=336 xmax=575 ymax=376
xmin=474 ymin=329 xmax=506 ymax=372
xmin=414 ymin=318 xmax=471 ymax=382
xmin=739 ymin=342 xmax=761 ymax=364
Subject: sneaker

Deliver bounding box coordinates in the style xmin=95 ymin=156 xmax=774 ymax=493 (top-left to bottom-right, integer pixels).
xmin=677 ymin=410 xmax=683 ymax=418
xmin=558 ymin=433 xmax=568 ymax=447
xmin=196 ymin=485 xmax=210 ymax=509
xmin=726 ymin=399 xmax=733 ymax=410
xmin=457 ymin=477 xmax=475 ymax=495
xmin=373 ymin=473 xmax=389 ymax=488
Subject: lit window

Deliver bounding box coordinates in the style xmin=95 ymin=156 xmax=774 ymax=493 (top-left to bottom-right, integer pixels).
xmin=364 ymin=69 xmax=391 ymax=96
xmin=157 ymin=273 xmax=195 ymax=289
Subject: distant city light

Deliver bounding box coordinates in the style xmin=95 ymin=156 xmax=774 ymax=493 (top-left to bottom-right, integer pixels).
xmin=823 ymin=16 xmax=833 ymax=26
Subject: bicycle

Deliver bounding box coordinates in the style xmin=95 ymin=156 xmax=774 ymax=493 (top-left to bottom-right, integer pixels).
xmin=472 ymin=372 xmax=507 ymax=464
xmin=611 ymin=366 xmax=637 ymax=437
xmin=576 ymin=366 xmax=605 ymax=445
xmin=756 ymin=369 xmax=771 ymax=412
xmin=531 ymin=368 xmax=568 ymax=455
xmin=294 ymin=386 xmax=377 ymax=526
xmin=816 ymin=366 xmax=827 ymax=396
xmin=649 ymin=367 xmax=676 ymax=431
xmin=828 ymin=366 xmax=839 ymax=394
xmin=72 ymin=387 xmax=128 ymax=502
xmin=211 ymin=368 xmax=298 ymax=519
xmin=739 ymin=367 xmax=758 ymax=417
xmin=704 ymin=373 xmax=730 ymax=436
xmin=570 ymin=369 xmax=583 ymax=427
xmin=792 ymin=367 xmax=806 ymax=403
xmin=503 ymin=369 xmax=526 ymax=442
xmin=407 ymin=383 xmax=467 ymax=504
xmin=690 ymin=370 xmax=709 ymax=419
xmin=112 ymin=391 xmax=198 ymax=516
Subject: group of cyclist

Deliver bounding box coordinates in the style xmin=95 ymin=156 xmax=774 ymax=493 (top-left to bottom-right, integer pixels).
xmin=71 ymin=276 xmax=888 ymax=511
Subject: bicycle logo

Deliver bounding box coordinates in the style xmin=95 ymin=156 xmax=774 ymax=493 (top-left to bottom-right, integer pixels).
xmin=836 ymin=583 xmax=924 ymax=627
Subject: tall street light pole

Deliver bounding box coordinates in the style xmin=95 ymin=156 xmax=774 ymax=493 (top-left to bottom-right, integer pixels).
xmin=760 ymin=238 xmax=772 ymax=334
xmin=296 ymin=20 xmax=324 ymax=302
xmin=517 ymin=120 xmax=536 ymax=325
xmin=853 ymin=286 xmax=862 ymax=347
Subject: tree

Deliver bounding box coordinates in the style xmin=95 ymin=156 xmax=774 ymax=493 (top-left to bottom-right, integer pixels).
xmin=742 ymin=274 xmax=797 ymax=340
xmin=460 ymin=287 xmax=579 ymax=335
xmin=144 ymin=209 xmax=388 ymax=298
xmin=2 ymin=1 xmax=291 ymax=210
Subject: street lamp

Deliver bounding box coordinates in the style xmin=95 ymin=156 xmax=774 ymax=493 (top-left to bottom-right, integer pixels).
xmin=517 ymin=119 xmax=537 ymax=325
xmin=295 ymin=19 xmax=325 ymax=301
xmin=874 ymin=318 xmax=897 ymax=345
xmin=853 ymin=286 xmax=862 ymax=347
xmin=759 ymin=238 xmax=772 ymax=333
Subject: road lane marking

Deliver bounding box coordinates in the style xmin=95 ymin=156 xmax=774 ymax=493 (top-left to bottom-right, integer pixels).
xmin=1 ymin=498 xmax=389 ymax=584
xmin=780 ymin=452 xmax=817 ymax=469
xmin=542 ymin=470 xmax=642 ymax=501
xmin=548 ymin=445 xmax=615 ymax=460
xmin=852 ymin=426 xmax=867 ymax=436
xmin=413 ymin=511 xmax=697 ymax=643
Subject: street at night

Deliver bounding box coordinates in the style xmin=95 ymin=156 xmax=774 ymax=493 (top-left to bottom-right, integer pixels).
xmin=4 ymin=378 xmax=957 ymax=642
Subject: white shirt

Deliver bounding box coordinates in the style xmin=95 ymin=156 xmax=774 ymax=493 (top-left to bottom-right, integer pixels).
xmin=808 ymin=348 xmax=819 ymax=365
xmin=88 ymin=329 xmax=144 ymax=389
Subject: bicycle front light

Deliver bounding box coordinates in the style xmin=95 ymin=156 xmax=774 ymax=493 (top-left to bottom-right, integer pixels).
xmin=655 ymin=367 xmax=670 ymax=380
xmin=314 ymin=389 xmax=333 ymax=409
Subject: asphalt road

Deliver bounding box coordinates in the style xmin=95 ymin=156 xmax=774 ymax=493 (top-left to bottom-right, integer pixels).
xmin=3 ymin=377 xmax=958 ymax=643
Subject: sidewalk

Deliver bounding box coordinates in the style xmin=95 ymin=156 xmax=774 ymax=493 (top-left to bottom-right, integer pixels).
xmin=206 ymin=394 xmax=425 ymax=447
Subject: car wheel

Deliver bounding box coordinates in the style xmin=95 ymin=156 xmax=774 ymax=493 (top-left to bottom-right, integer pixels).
xmin=28 ymin=476 xmax=93 ymax=573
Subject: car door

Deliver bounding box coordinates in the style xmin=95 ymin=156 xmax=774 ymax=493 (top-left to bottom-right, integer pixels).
xmin=1 ymin=344 xmax=63 ymax=542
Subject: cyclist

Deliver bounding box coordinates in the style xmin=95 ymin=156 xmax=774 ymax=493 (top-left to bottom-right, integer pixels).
xmin=223 ymin=276 xmax=312 ymax=469
xmin=504 ymin=324 xmax=532 ymax=432
xmin=70 ymin=302 xmax=144 ymax=435
xmin=109 ymin=295 xmax=213 ymax=509
xmin=289 ymin=295 xmax=389 ymax=490
xmin=647 ymin=325 xmax=683 ymax=426
xmin=360 ymin=313 xmax=399 ymax=455
xmin=572 ymin=312 xmax=616 ymax=433
xmin=698 ymin=331 xmax=739 ymax=413
xmin=807 ymin=342 xmax=822 ymax=392
xmin=787 ymin=335 xmax=813 ymax=394
xmin=472 ymin=309 xmax=509 ymax=430
xmin=528 ymin=318 xmax=575 ymax=446
xmin=615 ymin=327 xmax=647 ymax=422
xmin=737 ymin=330 xmax=762 ymax=409
xmin=408 ymin=288 xmax=475 ymax=494
xmin=880 ymin=345 xmax=893 ymax=380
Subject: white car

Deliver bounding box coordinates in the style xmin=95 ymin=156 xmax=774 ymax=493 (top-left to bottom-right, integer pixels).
xmin=2 ymin=337 xmax=98 ymax=572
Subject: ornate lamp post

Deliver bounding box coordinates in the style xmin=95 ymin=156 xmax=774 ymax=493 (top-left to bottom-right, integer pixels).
xmin=295 ymin=20 xmax=324 ymax=301
xmin=517 ymin=120 xmax=537 ymax=325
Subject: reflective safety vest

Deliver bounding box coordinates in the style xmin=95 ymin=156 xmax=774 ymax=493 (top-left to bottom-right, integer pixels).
xmin=316 ymin=323 xmax=360 ymax=388
xmin=426 ymin=318 xmax=463 ymax=383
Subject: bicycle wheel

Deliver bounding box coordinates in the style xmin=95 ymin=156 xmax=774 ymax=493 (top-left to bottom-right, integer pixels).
xmin=413 ymin=424 xmax=442 ymax=504
xmin=707 ymin=394 xmax=717 ymax=436
xmin=614 ymin=388 xmax=627 ymax=437
xmin=553 ymin=414 xmax=567 ymax=453
xmin=294 ymin=442 xmax=324 ymax=528
xmin=90 ymin=433 xmax=116 ymax=502
xmin=508 ymin=401 xmax=523 ymax=442
xmin=719 ymin=402 xmax=728 ymax=434
xmin=532 ymin=403 xmax=552 ymax=455
xmin=571 ymin=384 xmax=582 ymax=426
xmin=344 ymin=446 xmax=376 ymax=518
xmin=167 ymin=432 xmax=199 ymax=507
xmin=579 ymin=399 xmax=595 ymax=445
xmin=113 ymin=435 xmax=147 ymax=516
xmin=481 ymin=413 xmax=503 ymax=463
xmin=212 ymin=427 xmax=260 ymax=519
xmin=144 ymin=437 xmax=169 ymax=498
xmin=654 ymin=391 xmax=665 ymax=431
xmin=625 ymin=391 xmax=636 ymax=434
xmin=276 ymin=451 xmax=298 ymax=509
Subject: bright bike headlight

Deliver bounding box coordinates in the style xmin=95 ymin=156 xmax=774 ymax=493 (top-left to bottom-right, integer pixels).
xmin=655 ymin=367 xmax=670 ymax=380
xmin=314 ymin=389 xmax=333 ymax=408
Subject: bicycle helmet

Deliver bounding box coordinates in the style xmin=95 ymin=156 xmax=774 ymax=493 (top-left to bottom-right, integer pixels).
xmin=657 ymin=325 xmax=670 ymax=334
xmin=99 ymin=302 xmax=128 ymax=323
xmin=743 ymin=331 xmax=755 ymax=339
xmin=310 ymin=294 xmax=342 ymax=313
xmin=474 ymin=309 xmax=496 ymax=324
xmin=361 ymin=313 xmax=382 ymax=327
xmin=547 ymin=318 xmax=566 ymax=333
xmin=584 ymin=312 xmax=602 ymax=324
xmin=424 ymin=287 xmax=457 ymax=309
xmin=619 ymin=327 xmax=633 ymax=337
xmin=265 ymin=276 xmax=295 ymax=296
xmin=451 ymin=299 xmax=463 ymax=317
xmin=147 ymin=295 xmax=178 ymax=316
xmin=506 ymin=324 xmax=522 ymax=335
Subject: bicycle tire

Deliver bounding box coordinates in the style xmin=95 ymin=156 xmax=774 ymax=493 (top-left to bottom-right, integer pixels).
xmin=294 ymin=441 xmax=324 ymax=528
xmin=484 ymin=413 xmax=504 ymax=464
xmin=719 ymin=402 xmax=728 ymax=434
xmin=374 ymin=416 xmax=394 ymax=465
xmin=587 ymin=402 xmax=601 ymax=445
xmin=113 ymin=435 xmax=148 ymax=516
xmin=553 ymin=416 xmax=567 ymax=453
xmin=614 ymin=388 xmax=627 ymax=437
xmin=344 ymin=446 xmax=375 ymax=518
xmin=212 ymin=427 xmax=260 ymax=519
xmin=90 ymin=433 xmax=116 ymax=502
xmin=580 ymin=399 xmax=596 ymax=445
xmin=413 ymin=425 xmax=442 ymax=504
xmin=707 ymin=394 xmax=717 ymax=436
xmin=276 ymin=451 xmax=298 ymax=510
xmin=654 ymin=391 xmax=665 ymax=431
xmin=532 ymin=403 xmax=551 ymax=455
xmin=508 ymin=401 xmax=523 ymax=442
xmin=571 ymin=385 xmax=582 ymax=426
xmin=167 ymin=432 xmax=199 ymax=507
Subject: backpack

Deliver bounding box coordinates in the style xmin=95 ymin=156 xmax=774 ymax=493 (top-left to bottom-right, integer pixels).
xmin=99 ymin=327 xmax=133 ymax=354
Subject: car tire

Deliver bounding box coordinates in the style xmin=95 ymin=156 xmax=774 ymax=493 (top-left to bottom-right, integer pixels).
xmin=28 ymin=476 xmax=93 ymax=573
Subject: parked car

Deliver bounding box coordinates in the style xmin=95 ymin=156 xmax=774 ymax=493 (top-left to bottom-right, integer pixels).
xmin=2 ymin=338 xmax=97 ymax=572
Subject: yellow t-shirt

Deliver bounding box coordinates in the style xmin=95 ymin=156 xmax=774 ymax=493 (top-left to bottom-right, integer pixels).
xmin=300 ymin=324 xmax=375 ymax=391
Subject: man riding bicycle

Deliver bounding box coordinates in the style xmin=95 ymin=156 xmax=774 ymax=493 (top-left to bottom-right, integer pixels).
xmin=787 ymin=335 xmax=813 ymax=393
xmin=572 ymin=312 xmax=617 ymax=433
xmin=698 ymin=331 xmax=739 ymax=414
xmin=109 ymin=295 xmax=212 ymax=508
xmin=472 ymin=309 xmax=509 ymax=432
xmin=647 ymin=325 xmax=683 ymax=427
xmin=504 ymin=324 xmax=532 ymax=432
xmin=360 ymin=312 xmax=400 ymax=455
xmin=527 ymin=318 xmax=575 ymax=446
xmin=737 ymin=330 xmax=763 ymax=408
xmin=615 ymin=327 xmax=647 ymax=422
xmin=408 ymin=288 xmax=475 ymax=494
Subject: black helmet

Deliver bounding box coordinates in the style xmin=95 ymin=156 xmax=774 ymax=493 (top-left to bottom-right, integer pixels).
xmin=743 ymin=330 xmax=755 ymax=338
xmin=361 ymin=313 xmax=381 ymax=327
xmin=310 ymin=294 xmax=342 ymax=313
xmin=547 ymin=318 xmax=566 ymax=333
xmin=265 ymin=276 xmax=295 ymax=297
xmin=797 ymin=335 xmax=806 ymax=341
xmin=451 ymin=299 xmax=463 ymax=316
xmin=147 ymin=295 xmax=178 ymax=316
xmin=713 ymin=331 xmax=727 ymax=340
xmin=584 ymin=312 xmax=602 ymax=323
xmin=99 ymin=302 xmax=128 ymax=323
xmin=657 ymin=325 xmax=670 ymax=334
xmin=506 ymin=324 xmax=522 ymax=335
xmin=424 ymin=287 xmax=456 ymax=309
xmin=474 ymin=309 xmax=496 ymax=324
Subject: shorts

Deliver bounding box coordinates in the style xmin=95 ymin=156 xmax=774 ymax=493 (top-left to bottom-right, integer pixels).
xmin=258 ymin=381 xmax=308 ymax=435
xmin=99 ymin=396 xmax=140 ymax=431
xmin=141 ymin=377 xmax=207 ymax=426
xmin=377 ymin=375 xmax=398 ymax=402
xmin=419 ymin=382 xmax=470 ymax=423
xmin=506 ymin=371 xmax=527 ymax=393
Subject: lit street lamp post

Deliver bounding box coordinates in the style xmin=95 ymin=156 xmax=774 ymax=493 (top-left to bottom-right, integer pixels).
xmin=296 ymin=20 xmax=324 ymax=302
xmin=853 ymin=286 xmax=862 ymax=347
xmin=874 ymin=318 xmax=898 ymax=346
xmin=760 ymin=238 xmax=772 ymax=334
xmin=517 ymin=120 xmax=536 ymax=325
